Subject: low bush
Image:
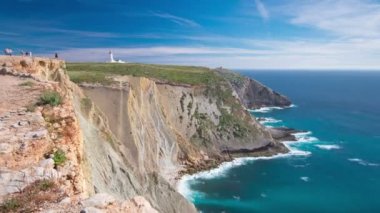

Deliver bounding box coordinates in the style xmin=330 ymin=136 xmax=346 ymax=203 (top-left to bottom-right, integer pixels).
xmin=0 ymin=198 xmax=21 ymax=212
xmin=53 ymin=149 xmax=66 ymax=166
xmin=40 ymin=91 xmax=62 ymax=106
xmin=19 ymin=81 xmax=34 ymax=87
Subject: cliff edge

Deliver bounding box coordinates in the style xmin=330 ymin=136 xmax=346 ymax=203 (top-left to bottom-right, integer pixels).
xmin=215 ymin=68 xmax=291 ymax=109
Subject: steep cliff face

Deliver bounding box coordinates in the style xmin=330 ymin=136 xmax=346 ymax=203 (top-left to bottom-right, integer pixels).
xmin=67 ymin=62 xmax=290 ymax=212
xmin=0 ymin=57 xmax=290 ymax=212
xmin=215 ymin=68 xmax=291 ymax=109
xmin=77 ymin=78 xmax=196 ymax=213
xmin=80 ymin=74 xmax=288 ymax=174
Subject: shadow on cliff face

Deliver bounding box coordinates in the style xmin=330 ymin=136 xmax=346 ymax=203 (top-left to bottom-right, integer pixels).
xmin=74 ymin=84 xmax=197 ymax=213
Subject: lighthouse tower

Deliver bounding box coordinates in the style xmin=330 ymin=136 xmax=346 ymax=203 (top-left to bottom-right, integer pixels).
xmin=109 ymin=50 xmax=116 ymax=63
xmin=108 ymin=50 xmax=126 ymax=63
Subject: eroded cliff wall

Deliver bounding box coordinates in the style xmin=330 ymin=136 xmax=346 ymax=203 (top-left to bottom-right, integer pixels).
xmin=0 ymin=57 xmax=289 ymax=212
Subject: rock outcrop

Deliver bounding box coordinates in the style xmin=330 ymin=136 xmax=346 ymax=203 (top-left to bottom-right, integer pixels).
xmin=215 ymin=68 xmax=291 ymax=109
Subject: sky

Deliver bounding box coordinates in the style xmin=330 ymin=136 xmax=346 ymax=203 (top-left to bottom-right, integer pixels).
xmin=1 ymin=0 xmax=380 ymax=70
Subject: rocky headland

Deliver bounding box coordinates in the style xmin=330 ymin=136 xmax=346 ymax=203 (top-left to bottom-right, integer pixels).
xmin=0 ymin=56 xmax=292 ymax=212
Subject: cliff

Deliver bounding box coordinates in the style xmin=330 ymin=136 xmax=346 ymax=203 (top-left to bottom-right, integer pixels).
xmin=0 ymin=57 xmax=289 ymax=212
xmin=215 ymin=68 xmax=291 ymax=109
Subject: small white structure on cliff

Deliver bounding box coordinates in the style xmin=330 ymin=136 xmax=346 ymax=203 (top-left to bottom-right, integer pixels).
xmin=108 ymin=51 xmax=126 ymax=63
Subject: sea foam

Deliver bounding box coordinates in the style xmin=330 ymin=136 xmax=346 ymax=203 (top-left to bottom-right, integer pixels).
xmin=291 ymin=131 xmax=319 ymax=143
xmin=248 ymin=104 xmax=297 ymax=113
xmin=177 ymin=142 xmax=311 ymax=199
xmin=178 ymin=103 xmax=314 ymax=200
xmin=348 ymin=158 xmax=379 ymax=167
xmin=315 ymin=144 xmax=341 ymax=150
xmin=257 ymin=117 xmax=282 ymax=124
xmin=248 ymin=107 xmax=283 ymax=113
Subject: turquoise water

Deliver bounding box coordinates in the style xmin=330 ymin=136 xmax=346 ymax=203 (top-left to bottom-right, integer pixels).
xmin=179 ymin=71 xmax=380 ymax=213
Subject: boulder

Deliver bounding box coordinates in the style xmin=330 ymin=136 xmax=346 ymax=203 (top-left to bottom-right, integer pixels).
xmin=24 ymin=129 xmax=48 ymax=140
xmin=81 ymin=207 xmax=103 ymax=213
xmin=0 ymin=143 xmax=12 ymax=154
xmin=81 ymin=193 xmax=116 ymax=208
xmin=39 ymin=158 xmax=55 ymax=169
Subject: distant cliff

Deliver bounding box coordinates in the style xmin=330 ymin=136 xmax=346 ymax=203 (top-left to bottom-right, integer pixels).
xmin=215 ymin=68 xmax=291 ymax=109
xmin=0 ymin=57 xmax=289 ymax=213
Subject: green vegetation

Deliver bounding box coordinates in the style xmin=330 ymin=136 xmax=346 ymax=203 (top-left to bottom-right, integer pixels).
xmin=0 ymin=198 xmax=21 ymax=212
xmin=19 ymin=81 xmax=35 ymax=87
xmin=202 ymin=79 xmax=250 ymax=138
xmin=80 ymin=97 xmax=92 ymax=112
xmin=40 ymin=91 xmax=62 ymax=106
xmin=67 ymin=63 xmax=251 ymax=140
xmin=68 ymin=71 xmax=113 ymax=85
xmin=37 ymin=179 xmax=55 ymax=191
xmin=191 ymin=106 xmax=214 ymax=146
xmin=187 ymin=101 xmax=193 ymax=116
xmin=53 ymin=149 xmax=66 ymax=166
xmin=218 ymin=108 xmax=248 ymax=138
xmin=215 ymin=68 xmax=245 ymax=87
xmin=26 ymin=103 xmax=37 ymax=112
xmin=67 ymin=63 xmax=220 ymax=85
xmin=179 ymin=93 xmax=186 ymax=112
xmin=0 ymin=179 xmax=61 ymax=213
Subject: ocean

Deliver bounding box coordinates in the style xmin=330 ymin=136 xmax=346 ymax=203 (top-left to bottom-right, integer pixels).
xmin=178 ymin=71 xmax=380 ymax=213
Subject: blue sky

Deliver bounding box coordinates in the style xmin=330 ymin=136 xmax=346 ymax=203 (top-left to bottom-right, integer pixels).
xmin=1 ymin=0 xmax=380 ymax=69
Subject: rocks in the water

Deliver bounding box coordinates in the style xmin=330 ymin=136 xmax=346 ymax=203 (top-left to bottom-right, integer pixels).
xmin=269 ymin=127 xmax=305 ymax=141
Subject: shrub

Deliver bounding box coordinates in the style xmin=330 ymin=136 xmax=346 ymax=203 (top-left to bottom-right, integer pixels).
xmin=0 ymin=198 xmax=21 ymax=212
xmin=40 ymin=91 xmax=62 ymax=106
xmin=19 ymin=81 xmax=34 ymax=87
xmin=26 ymin=103 xmax=37 ymax=112
xmin=53 ymin=149 xmax=66 ymax=166
xmin=0 ymin=179 xmax=62 ymax=213
xmin=80 ymin=97 xmax=92 ymax=111
xmin=38 ymin=179 xmax=55 ymax=191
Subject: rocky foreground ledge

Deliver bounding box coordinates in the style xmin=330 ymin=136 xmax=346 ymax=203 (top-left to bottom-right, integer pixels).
xmin=0 ymin=56 xmax=159 ymax=212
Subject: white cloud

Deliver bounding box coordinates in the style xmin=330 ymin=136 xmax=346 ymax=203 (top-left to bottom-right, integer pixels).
xmin=55 ymin=37 xmax=380 ymax=70
xmin=151 ymin=12 xmax=200 ymax=28
xmin=287 ymin=0 xmax=380 ymax=38
xmin=0 ymin=31 xmax=19 ymax=36
xmin=254 ymin=0 xmax=269 ymax=20
xmin=38 ymin=28 xmax=120 ymax=38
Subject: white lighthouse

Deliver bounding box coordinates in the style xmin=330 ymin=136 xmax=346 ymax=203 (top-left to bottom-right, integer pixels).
xmin=108 ymin=50 xmax=126 ymax=63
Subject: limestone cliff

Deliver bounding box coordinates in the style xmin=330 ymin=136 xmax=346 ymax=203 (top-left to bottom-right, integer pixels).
xmin=0 ymin=57 xmax=289 ymax=213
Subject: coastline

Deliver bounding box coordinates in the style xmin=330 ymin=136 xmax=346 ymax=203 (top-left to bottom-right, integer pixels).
xmin=176 ymin=104 xmax=315 ymax=200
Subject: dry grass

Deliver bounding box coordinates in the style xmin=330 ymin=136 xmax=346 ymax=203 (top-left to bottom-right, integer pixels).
xmin=0 ymin=180 xmax=65 ymax=213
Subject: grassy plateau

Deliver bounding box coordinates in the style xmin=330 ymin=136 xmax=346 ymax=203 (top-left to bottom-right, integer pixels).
xmin=67 ymin=63 xmax=221 ymax=85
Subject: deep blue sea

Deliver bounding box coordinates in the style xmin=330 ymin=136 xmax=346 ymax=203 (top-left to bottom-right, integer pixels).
xmin=178 ymin=71 xmax=380 ymax=213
